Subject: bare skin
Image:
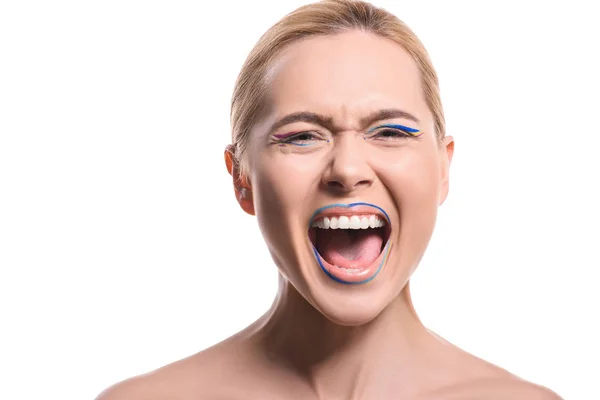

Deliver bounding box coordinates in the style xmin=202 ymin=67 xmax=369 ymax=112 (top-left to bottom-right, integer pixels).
xmin=96 ymin=286 xmax=561 ymax=399
xmin=97 ymin=31 xmax=562 ymax=400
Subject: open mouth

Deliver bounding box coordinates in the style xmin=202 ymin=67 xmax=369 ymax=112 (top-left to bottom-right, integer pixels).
xmin=308 ymin=204 xmax=392 ymax=284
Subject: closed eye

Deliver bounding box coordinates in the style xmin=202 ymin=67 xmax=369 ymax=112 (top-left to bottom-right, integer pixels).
xmin=273 ymin=131 xmax=323 ymax=146
xmin=372 ymin=128 xmax=412 ymax=139
xmin=367 ymin=124 xmax=422 ymax=140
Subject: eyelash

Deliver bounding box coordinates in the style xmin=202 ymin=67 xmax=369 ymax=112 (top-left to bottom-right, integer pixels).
xmin=273 ymin=127 xmax=419 ymax=146
xmin=273 ymin=132 xmax=325 ymax=146
xmin=368 ymin=128 xmax=416 ymax=140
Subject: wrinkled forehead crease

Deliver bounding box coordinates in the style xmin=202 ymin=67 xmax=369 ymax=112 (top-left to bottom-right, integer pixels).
xmin=261 ymin=85 xmax=426 ymax=131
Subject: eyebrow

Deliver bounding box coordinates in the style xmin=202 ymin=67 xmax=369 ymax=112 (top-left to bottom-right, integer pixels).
xmin=268 ymin=112 xmax=334 ymax=134
xmin=360 ymin=108 xmax=420 ymax=126
xmin=267 ymin=108 xmax=420 ymax=134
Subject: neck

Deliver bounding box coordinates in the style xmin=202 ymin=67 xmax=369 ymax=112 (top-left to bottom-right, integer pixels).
xmin=250 ymin=273 xmax=441 ymax=398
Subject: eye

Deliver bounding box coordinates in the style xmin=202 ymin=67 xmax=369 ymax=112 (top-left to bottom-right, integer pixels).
xmin=373 ymin=128 xmax=412 ymax=139
xmin=366 ymin=124 xmax=422 ymax=141
xmin=289 ymin=132 xmax=316 ymax=142
xmin=273 ymin=131 xmax=323 ymax=146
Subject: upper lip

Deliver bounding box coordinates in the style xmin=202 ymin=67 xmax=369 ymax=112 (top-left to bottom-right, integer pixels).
xmin=308 ymin=202 xmax=390 ymax=226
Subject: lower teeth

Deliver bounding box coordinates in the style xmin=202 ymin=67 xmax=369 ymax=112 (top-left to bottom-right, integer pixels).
xmin=336 ymin=266 xmax=362 ymax=274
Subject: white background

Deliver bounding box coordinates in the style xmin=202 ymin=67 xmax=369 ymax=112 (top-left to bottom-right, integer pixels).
xmin=1 ymin=1 xmax=598 ymax=399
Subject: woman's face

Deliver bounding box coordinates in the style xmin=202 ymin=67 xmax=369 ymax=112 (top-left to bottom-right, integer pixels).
xmin=232 ymin=30 xmax=453 ymax=325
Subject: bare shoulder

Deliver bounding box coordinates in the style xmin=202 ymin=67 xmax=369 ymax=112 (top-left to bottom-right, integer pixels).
xmin=492 ymin=378 xmax=562 ymax=399
xmin=94 ymin=374 xmax=159 ymax=400
xmin=94 ymin=343 xmax=240 ymax=400
xmin=473 ymin=376 xmax=563 ymax=399
xmin=427 ymin=376 xmax=563 ymax=400
xmin=422 ymin=332 xmax=562 ymax=399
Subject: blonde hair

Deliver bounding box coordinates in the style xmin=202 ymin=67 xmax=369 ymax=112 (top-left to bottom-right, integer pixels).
xmin=230 ymin=0 xmax=445 ymax=180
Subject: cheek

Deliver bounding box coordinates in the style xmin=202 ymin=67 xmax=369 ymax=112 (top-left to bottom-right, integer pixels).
xmin=374 ymin=147 xmax=441 ymax=210
xmin=253 ymin=153 xmax=316 ymax=211
xmin=375 ymin=149 xmax=441 ymax=277
xmin=249 ymin=152 xmax=321 ymax=286
xmin=250 ymin=152 xmax=318 ymax=247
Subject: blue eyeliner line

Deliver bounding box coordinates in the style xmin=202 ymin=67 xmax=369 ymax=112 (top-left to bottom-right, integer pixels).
xmin=283 ymin=139 xmax=330 ymax=147
xmin=368 ymin=123 xmax=420 ymax=133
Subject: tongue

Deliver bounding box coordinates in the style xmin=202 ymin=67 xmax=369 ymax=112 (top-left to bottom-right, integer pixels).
xmin=316 ymin=229 xmax=384 ymax=269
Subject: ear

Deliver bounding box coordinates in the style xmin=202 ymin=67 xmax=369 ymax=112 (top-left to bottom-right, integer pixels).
xmin=438 ymin=135 xmax=454 ymax=205
xmin=224 ymin=145 xmax=255 ymax=216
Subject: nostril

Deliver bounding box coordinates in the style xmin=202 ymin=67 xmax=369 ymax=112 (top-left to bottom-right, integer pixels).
xmin=326 ymin=179 xmax=372 ymax=192
xmin=327 ymin=181 xmax=345 ymax=190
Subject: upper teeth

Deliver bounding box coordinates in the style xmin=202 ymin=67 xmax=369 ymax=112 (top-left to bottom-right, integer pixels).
xmin=311 ymin=215 xmax=385 ymax=229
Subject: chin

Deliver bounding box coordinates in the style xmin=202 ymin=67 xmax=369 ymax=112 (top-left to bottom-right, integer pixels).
xmin=305 ymin=275 xmax=402 ymax=327
xmin=320 ymin=301 xmax=389 ymax=327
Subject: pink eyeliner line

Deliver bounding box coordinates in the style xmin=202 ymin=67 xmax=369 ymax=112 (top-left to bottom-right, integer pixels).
xmin=273 ymin=131 xmax=301 ymax=139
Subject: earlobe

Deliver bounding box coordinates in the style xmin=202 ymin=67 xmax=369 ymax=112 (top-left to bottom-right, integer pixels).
xmin=237 ymin=187 xmax=255 ymax=216
xmin=225 ymin=145 xmax=235 ymax=176
xmin=438 ymin=136 xmax=454 ymax=205
xmin=224 ymin=146 xmax=255 ymax=216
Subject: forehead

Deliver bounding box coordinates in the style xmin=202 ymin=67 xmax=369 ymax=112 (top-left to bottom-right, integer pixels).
xmin=265 ymin=30 xmax=426 ymax=124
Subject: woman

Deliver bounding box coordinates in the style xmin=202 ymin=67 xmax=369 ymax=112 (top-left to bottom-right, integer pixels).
xmin=98 ymin=0 xmax=562 ymax=398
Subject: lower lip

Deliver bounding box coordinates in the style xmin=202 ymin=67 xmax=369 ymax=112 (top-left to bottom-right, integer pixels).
xmin=312 ymin=241 xmax=391 ymax=285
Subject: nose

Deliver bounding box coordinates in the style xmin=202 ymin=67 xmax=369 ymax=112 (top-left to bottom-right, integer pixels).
xmin=321 ymin=135 xmax=374 ymax=194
